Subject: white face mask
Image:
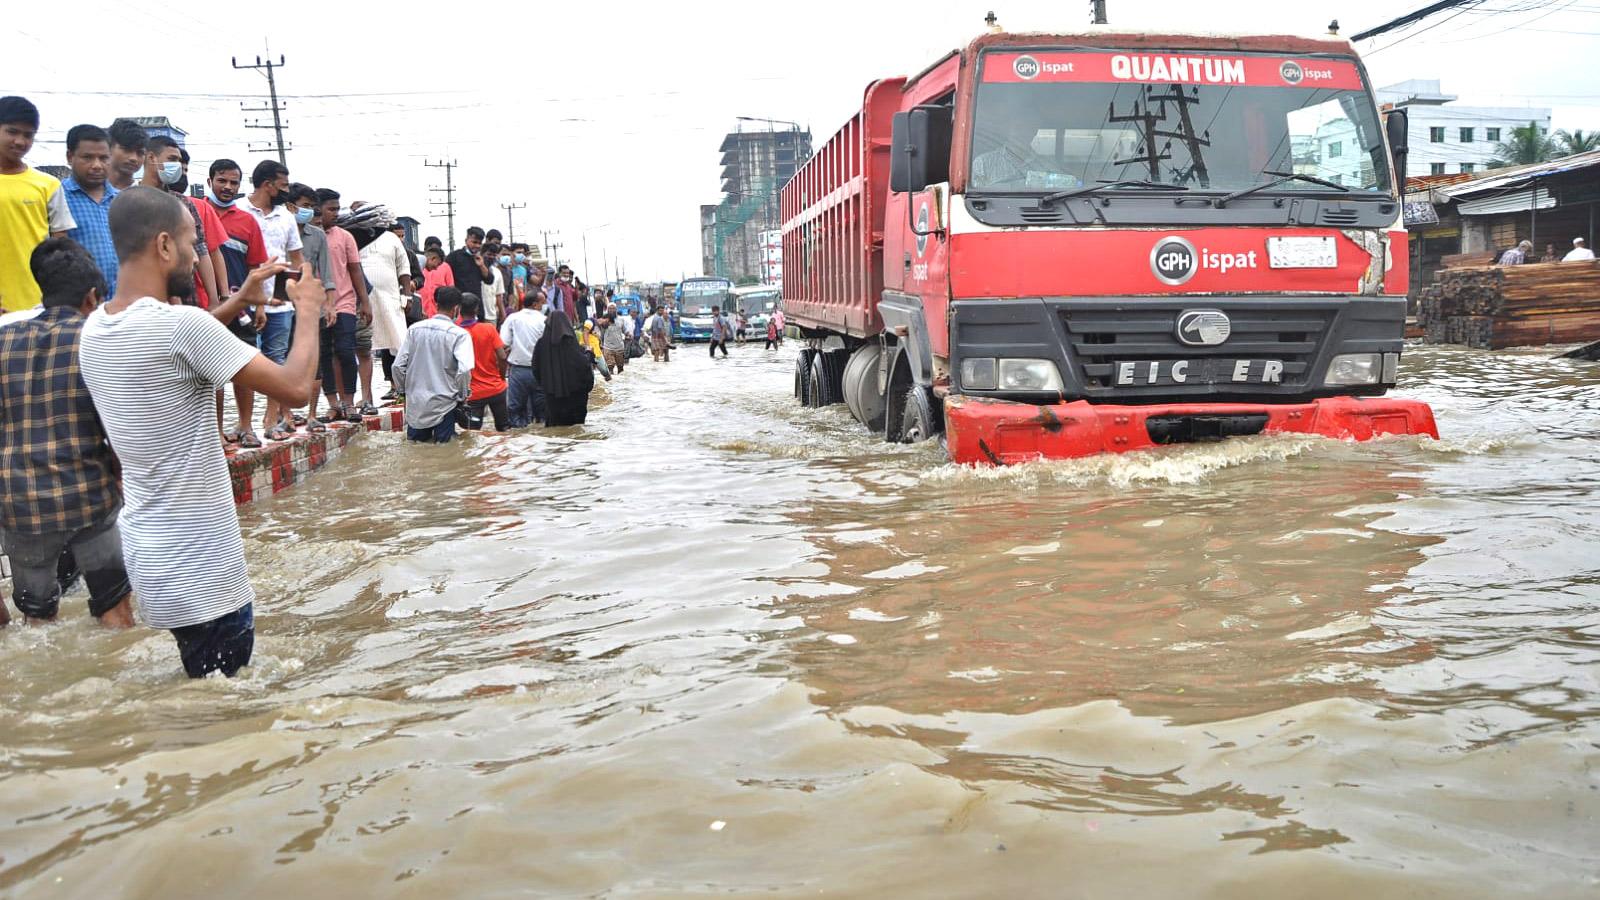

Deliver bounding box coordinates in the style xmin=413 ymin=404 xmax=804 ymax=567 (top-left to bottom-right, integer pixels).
xmin=157 ymin=161 xmax=183 ymax=186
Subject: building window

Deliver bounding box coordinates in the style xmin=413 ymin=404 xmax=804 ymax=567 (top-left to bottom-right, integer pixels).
xmin=1431 ymin=163 xmax=1447 ymax=175
xmin=1486 ymin=127 xmax=1501 ymax=142
xmin=1328 ymin=141 xmax=1342 ymax=158
xmin=1460 ymin=127 xmax=1474 ymax=143
xmin=1461 ymin=163 xmax=1476 ymax=174
xmin=1430 ymin=127 xmax=1445 ymax=143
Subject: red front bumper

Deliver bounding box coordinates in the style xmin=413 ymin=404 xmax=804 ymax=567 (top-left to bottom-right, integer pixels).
xmin=943 ymin=395 xmax=1438 ymax=466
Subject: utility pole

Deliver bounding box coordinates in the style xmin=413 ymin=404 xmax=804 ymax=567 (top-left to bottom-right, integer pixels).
xmin=1091 ymin=0 xmax=1107 ymax=24
xmin=234 ymin=54 xmax=290 ymax=164
xmin=549 ymin=241 xmax=564 ymax=269
xmin=425 ymin=159 xmax=458 ymax=250
xmin=541 ymin=230 xmax=561 ymax=266
xmin=499 ymin=202 xmax=526 ymax=243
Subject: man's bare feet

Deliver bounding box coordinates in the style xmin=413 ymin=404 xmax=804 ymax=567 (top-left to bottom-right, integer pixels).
xmin=97 ymin=595 xmax=135 ymax=630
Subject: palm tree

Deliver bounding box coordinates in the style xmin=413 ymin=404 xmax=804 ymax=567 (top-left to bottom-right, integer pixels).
xmin=1488 ymin=121 xmax=1557 ymax=168
xmin=1556 ymin=128 xmax=1600 ymax=155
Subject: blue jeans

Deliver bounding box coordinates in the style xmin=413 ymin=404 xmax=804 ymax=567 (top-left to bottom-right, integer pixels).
xmin=171 ymin=602 xmax=254 ymax=678
xmin=258 ymin=311 xmax=294 ymax=363
xmin=406 ymin=416 xmax=457 ymax=443
xmin=506 ymin=365 xmax=545 ymax=427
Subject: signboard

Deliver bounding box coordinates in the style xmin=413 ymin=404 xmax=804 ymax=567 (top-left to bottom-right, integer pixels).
xmin=1403 ymin=200 xmax=1440 ymax=227
xmin=984 ymin=51 xmax=1365 ymax=90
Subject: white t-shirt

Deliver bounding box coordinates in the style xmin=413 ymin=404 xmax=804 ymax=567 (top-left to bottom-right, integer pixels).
xmin=79 ymin=298 xmax=260 ymax=629
xmin=499 ymin=307 xmax=546 ymax=366
xmin=481 ymin=267 xmax=503 ymax=322
xmin=1564 ymin=247 xmax=1596 ymax=261
xmin=242 ymin=199 xmax=304 ymax=316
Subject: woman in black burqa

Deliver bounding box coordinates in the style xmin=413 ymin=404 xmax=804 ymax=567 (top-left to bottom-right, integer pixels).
xmin=532 ymin=310 xmax=595 ymax=426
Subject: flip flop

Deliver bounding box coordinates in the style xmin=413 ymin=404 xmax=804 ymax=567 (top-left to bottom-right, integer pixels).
xmin=266 ymin=425 xmax=292 ymax=442
xmin=308 ymin=420 xmax=328 ymax=433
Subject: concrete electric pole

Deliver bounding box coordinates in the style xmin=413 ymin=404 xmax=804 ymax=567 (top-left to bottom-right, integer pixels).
xmin=499 ymin=202 xmax=526 ymax=243
xmin=234 ymin=54 xmax=290 ymax=164
xmin=425 ymin=159 xmax=458 ymax=250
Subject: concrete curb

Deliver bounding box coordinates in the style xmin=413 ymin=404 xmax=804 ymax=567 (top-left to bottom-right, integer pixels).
xmin=227 ymin=406 xmax=406 ymax=505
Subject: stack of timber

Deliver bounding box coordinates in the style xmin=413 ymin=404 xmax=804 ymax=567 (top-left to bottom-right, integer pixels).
xmin=1418 ymin=260 xmax=1600 ymax=349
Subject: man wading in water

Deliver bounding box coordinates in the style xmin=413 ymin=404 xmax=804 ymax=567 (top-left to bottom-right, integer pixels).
xmin=79 ymin=186 xmax=321 ymax=678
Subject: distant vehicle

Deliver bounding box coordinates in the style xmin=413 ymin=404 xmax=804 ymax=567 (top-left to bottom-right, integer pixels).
xmin=732 ymin=285 xmax=782 ymax=337
xmin=675 ymin=276 xmax=734 ymax=341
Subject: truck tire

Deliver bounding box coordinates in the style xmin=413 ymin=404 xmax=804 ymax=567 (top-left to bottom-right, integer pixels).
xmin=841 ymin=344 xmax=886 ymax=431
xmin=794 ymin=349 xmax=817 ymax=406
xmin=896 ymin=385 xmax=941 ymax=443
xmin=806 ymin=355 xmax=840 ymax=407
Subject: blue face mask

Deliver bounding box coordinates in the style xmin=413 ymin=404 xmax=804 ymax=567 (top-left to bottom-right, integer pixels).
xmin=157 ymin=161 xmax=183 ymax=186
xmin=205 ymin=183 xmax=234 ymax=207
xmin=498 ymin=255 xmax=511 ymax=266
xmin=294 ymin=206 xmax=315 ymax=225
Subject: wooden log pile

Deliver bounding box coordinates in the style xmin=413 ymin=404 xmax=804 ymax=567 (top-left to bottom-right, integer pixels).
xmin=1417 ymin=260 xmax=1600 ymax=349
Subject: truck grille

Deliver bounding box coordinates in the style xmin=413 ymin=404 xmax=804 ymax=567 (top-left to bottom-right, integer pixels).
xmin=1061 ymin=307 xmax=1333 ymax=391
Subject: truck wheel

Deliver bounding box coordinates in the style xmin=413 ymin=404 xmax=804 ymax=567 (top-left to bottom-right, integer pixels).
xmin=806 ymin=356 xmax=839 ymax=407
xmin=794 ymin=350 xmax=816 ymax=406
xmin=841 ymin=344 xmax=886 ymax=431
xmin=896 ymin=385 xmax=941 ymax=443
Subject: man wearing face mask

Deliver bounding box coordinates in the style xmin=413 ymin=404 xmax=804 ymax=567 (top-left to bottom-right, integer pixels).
xmin=242 ymin=160 xmax=305 ymax=442
xmin=140 ymin=136 xmax=224 ymax=309
xmin=205 ymin=159 xmax=270 ymax=448
xmin=60 ymin=125 xmax=120 ymax=296
xmin=445 ymin=226 xmax=493 ymax=308
xmin=104 ymin=119 xmax=147 ymax=192
xmin=481 ymin=241 xmax=508 ymax=325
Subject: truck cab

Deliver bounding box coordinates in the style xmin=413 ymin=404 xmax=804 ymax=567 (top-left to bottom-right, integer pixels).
xmin=781 ymin=27 xmax=1435 ymax=463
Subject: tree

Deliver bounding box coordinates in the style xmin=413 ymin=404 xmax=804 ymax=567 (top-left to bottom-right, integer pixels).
xmin=1556 ymin=129 xmax=1600 ymax=155
xmin=1488 ymin=121 xmax=1557 ymax=168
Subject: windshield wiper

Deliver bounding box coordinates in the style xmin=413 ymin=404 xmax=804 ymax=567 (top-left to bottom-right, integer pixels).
xmin=1040 ymin=179 xmax=1190 ymax=206
xmin=1215 ymin=170 xmax=1351 ymax=208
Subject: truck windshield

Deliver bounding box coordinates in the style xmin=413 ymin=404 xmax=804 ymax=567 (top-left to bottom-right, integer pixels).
xmin=971 ymin=50 xmax=1392 ymax=196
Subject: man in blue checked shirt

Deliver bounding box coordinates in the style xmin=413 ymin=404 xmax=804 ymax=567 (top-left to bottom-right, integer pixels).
xmin=59 ymin=124 xmax=120 ymax=298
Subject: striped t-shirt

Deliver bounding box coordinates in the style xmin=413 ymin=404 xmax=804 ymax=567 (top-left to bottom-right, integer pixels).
xmin=79 ymin=299 xmax=260 ymax=629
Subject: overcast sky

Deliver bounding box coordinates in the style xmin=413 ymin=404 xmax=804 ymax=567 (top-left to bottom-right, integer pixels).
xmin=13 ymin=0 xmax=1600 ymax=280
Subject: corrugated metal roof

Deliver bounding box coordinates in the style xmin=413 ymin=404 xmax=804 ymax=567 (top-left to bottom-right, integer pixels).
xmin=1458 ymin=187 xmax=1558 ymax=216
xmin=1440 ymin=149 xmax=1600 ymax=199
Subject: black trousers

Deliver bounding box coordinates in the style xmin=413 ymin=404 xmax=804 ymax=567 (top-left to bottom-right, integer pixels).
xmin=709 ymin=339 xmax=728 ymax=357
xmin=464 ymin=390 xmax=509 ymax=431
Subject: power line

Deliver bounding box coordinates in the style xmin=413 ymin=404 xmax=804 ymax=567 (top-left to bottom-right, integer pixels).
xmin=425 ymin=159 xmax=458 ymax=250
xmin=232 ymin=54 xmax=290 ymax=164
xmin=1352 ymin=0 xmax=1479 ymax=41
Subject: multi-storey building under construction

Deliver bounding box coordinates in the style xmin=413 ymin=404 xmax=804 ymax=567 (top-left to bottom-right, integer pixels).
xmin=703 ymin=125 xmax=812 ymax=282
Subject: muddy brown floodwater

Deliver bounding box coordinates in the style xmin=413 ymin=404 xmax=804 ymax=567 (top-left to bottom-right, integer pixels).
xmin=1 ymin=343 xmax=1598 ymax=899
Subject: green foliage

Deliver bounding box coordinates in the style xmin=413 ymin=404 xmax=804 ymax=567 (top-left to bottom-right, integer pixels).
xmin=1556 ymin=129 xmax=1600 ymax=155
xmin=1488 ymin=121 xmax=1557 ymax=169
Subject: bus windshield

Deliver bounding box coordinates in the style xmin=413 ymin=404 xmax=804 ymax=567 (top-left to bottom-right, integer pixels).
xmin=971 ymin=50 xmax=1392 ymax=195
xmin=677 ymin=278 xmax=733 ymax=316
xmin=736 ymin=289 xmax=780 ymax=317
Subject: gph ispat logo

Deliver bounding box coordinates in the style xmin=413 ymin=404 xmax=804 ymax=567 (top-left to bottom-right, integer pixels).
xmin=1150 ymin=236 xmax=1198 ymax=285
xmin=1013 ymin=55 xmax=1040 ymax=80
xmin=1280 ymin=60 xmax=1304 ymax=85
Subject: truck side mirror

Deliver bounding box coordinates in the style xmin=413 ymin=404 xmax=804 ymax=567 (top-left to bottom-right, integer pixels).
xmin=890 ymin=106 xmax=954 ymax=193
xmin=1385 ymin=108 xmax=1409 ymax=190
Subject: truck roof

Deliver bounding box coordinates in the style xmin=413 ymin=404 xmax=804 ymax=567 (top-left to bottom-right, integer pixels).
xmin=968 ymin=29 xmax=1357 ymax=56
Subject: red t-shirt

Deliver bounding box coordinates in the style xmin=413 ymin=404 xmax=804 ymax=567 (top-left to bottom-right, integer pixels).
xmin=465 ymin=321 xmax=506 ymax=400
xmin=188 ymin=197 xmax=227 ymax=309
xmin=211 ymin=202 xmax=269 ymax=292
xmin=421 ymin=265 xmax=454 ymax=318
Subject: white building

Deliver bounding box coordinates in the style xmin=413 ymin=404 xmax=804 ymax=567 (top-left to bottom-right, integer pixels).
xmin=1377 ymin=79 xmax=1552 ymax=179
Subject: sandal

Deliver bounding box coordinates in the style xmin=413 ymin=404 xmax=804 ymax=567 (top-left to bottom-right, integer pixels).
xmin=237 ymin=430 xmax=263 ymax=449
xmin=308 ymin=419 xmax=328 ymax=433
xmin=291 ymin=412 xmax=308 ymax=427
xmin=346 ymin=407 xmax=365 ymax=423
xmin=359 ymin=404 xmax=379 ymax=417
xmin=223 ymin=427 xmax=242 ymax=444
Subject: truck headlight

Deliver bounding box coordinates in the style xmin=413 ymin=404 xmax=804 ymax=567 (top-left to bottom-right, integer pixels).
xmin=1325 ymin=353 xmax=1381 ymax=386
xmin=999 ymin=358 xmax=1064 ymax=392
xmin=960 ymin=357 xmax=998 ymax=390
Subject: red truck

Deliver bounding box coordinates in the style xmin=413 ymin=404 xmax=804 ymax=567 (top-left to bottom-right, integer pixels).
xmin=780 ymin=24 xmax=1438 ymax=465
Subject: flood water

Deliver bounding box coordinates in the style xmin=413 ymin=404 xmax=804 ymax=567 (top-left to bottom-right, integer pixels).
xmin=2 ymin=341 xmax=1598 ymax=898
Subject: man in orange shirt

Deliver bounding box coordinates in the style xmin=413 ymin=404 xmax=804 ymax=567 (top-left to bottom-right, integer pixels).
xmin=458 ymin=293 xmax=508 ymax=431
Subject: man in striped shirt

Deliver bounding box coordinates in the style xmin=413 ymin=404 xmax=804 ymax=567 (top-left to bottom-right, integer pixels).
xmin=79 ymin=187 xmax=321 ymax=678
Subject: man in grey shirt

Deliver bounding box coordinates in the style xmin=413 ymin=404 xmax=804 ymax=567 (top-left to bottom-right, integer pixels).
xmin=287 ymin=184 xmax=338 ymax=426
xmin=393 ymin=286 xmax=472 ymax=443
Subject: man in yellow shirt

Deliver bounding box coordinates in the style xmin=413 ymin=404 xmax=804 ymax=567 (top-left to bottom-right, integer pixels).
xmin=0 ymin=97 xmax=76 ymax=312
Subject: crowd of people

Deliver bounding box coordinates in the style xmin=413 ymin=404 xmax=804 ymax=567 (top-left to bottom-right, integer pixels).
xmin=1497 ymin=236 xmax=1596 ymax=265
xmin=0 ymin=94 xmax=697 ymax=677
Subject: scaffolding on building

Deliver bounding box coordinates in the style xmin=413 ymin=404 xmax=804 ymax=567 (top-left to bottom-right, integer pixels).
xmin=707 ymin=124 xmax=811 ymax=281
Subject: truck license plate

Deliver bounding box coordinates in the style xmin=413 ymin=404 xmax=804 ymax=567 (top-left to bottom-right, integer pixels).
xmin=1114 ymin=359 xmax=1285 ymax=386
xmin=1267 ymin=236 xmax=1337 ymax=268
